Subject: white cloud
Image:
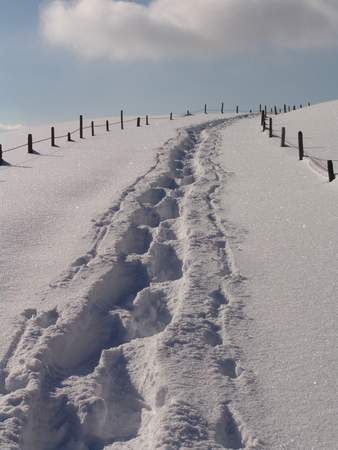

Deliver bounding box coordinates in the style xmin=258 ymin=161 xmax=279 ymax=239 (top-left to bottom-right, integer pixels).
xmin=0 ymin=123 xmax=23 ymax=132
xmin=40 ymin=0 xmax=338 ymax=62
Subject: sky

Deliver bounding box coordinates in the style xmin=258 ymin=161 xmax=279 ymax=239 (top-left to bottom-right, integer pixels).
xmin=2 ymin=0 xmax=338 ymax=127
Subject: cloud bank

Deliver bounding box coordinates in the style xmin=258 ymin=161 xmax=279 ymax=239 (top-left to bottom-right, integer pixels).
xmin=40 ymin=0 xmax=338 ymax=61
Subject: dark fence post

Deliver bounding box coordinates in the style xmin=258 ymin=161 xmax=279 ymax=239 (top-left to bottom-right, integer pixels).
xmin=28 ymin=134 xmax=33 ymax=154
xmin=264 ymin=105 xmax=267 ymax=114
xmin=327 ymin=160 xmax=335 ymax=182
xmin=308 ymin=102 xmax=311 ymax=107
xmin=137 ymin=117 xmax=141 ymax=127
xmin=293 ymin=105 xmax=296 ymax=111
xmin=284 ymin=104 xmax=287 ymax=113
xmin=0 ymin=144 xmax=2 ymax=165
xmin=288 ymin=106 xmax=291 ymax=112
xmin=91 ymin=121 xmax=95 ymax=136
xmin=263 ymin=116 xmax=266 ymax=132
xmin=261 ymin=111 xmax=265 ymax=127
xmin=106 ymin=120 xmax=109 ymax=132
xmin=204 ymin=104 xmax=207 ymax=114
xmin=80 ymin=115 xmax=83 ymax=139
xmin=51 ymin=127 xmax=56 ymax=147
xmin=170 ymin=112 xmax=173 ymax=120
xmin=259 ymin=104 xmax=262 ymax=113
xmin=298 ymin=131 xmax=304 ymax=160
xmin=274 ymin=106 xmax=277 ymax=115
xmin=300 ymin=104 xmax=302 ymax=109
xmin=67 ymin=132 xmax=72 ymax=142
xmin=269 ymin=118 xmax=273 ymax=137
xmin=281 ymin=127 xmax=286 ymax=147
xmin=221 ymin=102 xmax=224 ymax=114
xmin=146 ymin=115 xmax=149 ymax=126
xmin=121 ymin=110 xmax=124 ymax=130
xmin=236 ymin=105 xmax=239 ymax=114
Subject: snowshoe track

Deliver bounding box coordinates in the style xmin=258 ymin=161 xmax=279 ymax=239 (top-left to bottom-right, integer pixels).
xmin=0 ymin=117 xmax=259 ymax=450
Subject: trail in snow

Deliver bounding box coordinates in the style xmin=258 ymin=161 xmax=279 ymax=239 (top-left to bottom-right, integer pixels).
xmin=0 ymin=117 xmax=260 ymax=450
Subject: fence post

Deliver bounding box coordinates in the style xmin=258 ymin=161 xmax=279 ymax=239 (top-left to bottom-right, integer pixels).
xmin=327 ymin=160 xmax=335 ymax=182
xmin=264 ymin=105 xmax=267 ymax=114
xmin=67 ymin=132 xmax=72 ymax=142
xmin=120 ymin=110 xmax=124 ymax=130
xmin=236 ymin=105 xmax=239 ymax=114
xmin=259 ymin=104 xmax=262 ymax=113
xmin=106 ymin=120 xmax=109 ymax=132
xmin=28 ymin=134 xmax=33 ymax=154
xmin=0 ymin=144 xmax=2 ymax=165
xmin=269 ymin=118 xmax=273 ymax=137
xmin=80 ymin=115 xmax=83 ymax=139
xmin=221 ymin=102 xmax=224 ymax=114
xmin=300 ymin=104 xmax=302 ymax=109
xmin=298 ymin=131 xmax=304 ymax=160
xmin=281 ymin=127 xmax=286 ymax=147
xmin=308 ymin=102 xmax=311 ymax=107
xmin=51 ymin=127 xmax=56 ymax=147
xmin=91 ymin=121 xmax=95 ymax=136
xmin=146 ymin=115 xmax=149 ymax=126
xmin=274 ymin=106 xmax=277 ymax=115
xmin=170 ymin=112 xmax=173 ymax=120
xmin=204 ymin=104 xmax=207 ymax=114
xmin=261 ymin=111 xmax=265 ymax=127
xmin=263 ymin=116 xmax=266 ymax=132
xmin=293 ymin=105 xmax=296 ymax=111
xmin=288 ymin=106 xmax=291 ymax=112
xmin=137 ymin=117 xmax=141 ymax=127
xmin=284 ymin=104 xmax=287 ymax=113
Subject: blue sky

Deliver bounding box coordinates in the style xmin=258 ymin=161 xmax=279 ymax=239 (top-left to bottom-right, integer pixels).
xmin=2 ymin=0 xmax=338 ymax=125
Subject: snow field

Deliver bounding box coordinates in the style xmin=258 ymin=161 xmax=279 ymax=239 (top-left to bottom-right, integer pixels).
xmin=0 ymin=116 xmax=260 ymax=449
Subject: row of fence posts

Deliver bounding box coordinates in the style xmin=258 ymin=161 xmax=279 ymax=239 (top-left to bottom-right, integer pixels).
xmin=261 ymin=110 xmax=336 ymax=183
xmin=0 ymin=103 xmax=248 ymax=165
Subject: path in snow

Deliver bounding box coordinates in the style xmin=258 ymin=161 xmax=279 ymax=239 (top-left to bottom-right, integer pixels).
xmin=0 ymin=118 xmax=259 ymax=449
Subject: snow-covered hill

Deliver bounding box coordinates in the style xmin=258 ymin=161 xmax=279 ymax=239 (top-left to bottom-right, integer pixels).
xmin=0 ymin=103 xmax=338 ymax=449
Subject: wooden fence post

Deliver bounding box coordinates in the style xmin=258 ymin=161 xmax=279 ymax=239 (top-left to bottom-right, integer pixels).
xmin=300 ymin=104 xmax=302 ymax=109
xmin=121 ymin=110 xmax=124 ymax=130
xmin=204 ymin=104 xmax=207 ymax=114
xmin=146 ymin=115 xmax=149 ymax=126
xmin=327 ymin=160 xmax=335 ymax=182
xmin=236 ymin=105 xmax=239 ymax=114
xmin=106 ymin=120 xmax=109 ymax=132
xmin=281 ymin=127 xmax=286 ymax=147
xmin=221 ymin=102 xmax=224 ymax=114
xmin=170 ymin=112 xmax=173 ymax=120
xmin=261 ymin=111 xmax=265 ymax=126
xmin=308 ymin=102 xmax=311 ymax=107
xmin=137 ymin=117 xmax=141 ymax=127
xmin=284 ymin=104 xmax=287 ymax=113
xmin=264 ymin=105 xmax=267 ymax=114
xmin=28 ymin=134 xmax=33 ymax=154
xmin=269 ymin=118 xmax=273 ymax=137
xmin=91 ymin=121 xmax=95 ymax=136
xmin=274 ymin=106 xmax=277 ymax=115
xmin=80 ymin=115 xmax=83 ymax=139
xmin=259 ymin=104 xmax=262 ymax=113
xmin=263 ymin=116 xmax=266 ymax=132
xmin=0 ymin=144 xmax=2 ymax=165
xmin=298 ymin=131 xmax=304 ymax=160
xmin=51 ymin=127 xmax=56 ymax=147
xmin=67 ymin=132 xmax=72 ymax=142
xmin=293 ymin=105 xmax=296 ymax=111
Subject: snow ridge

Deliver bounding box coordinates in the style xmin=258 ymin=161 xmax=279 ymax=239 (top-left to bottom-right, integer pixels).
xmin=0 ymin=117 xmax=259 ymax=449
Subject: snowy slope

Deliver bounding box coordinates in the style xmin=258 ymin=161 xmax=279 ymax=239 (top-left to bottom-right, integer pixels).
xmin=215 ymin=105 xmax=338 ymax=450
xmin=1 ymin=101 xmax=338 ymax=450
xmin=0 ymin=113 xmax=231 ymax=364
xmin=0 ymin=114 xmax=261 ymax=450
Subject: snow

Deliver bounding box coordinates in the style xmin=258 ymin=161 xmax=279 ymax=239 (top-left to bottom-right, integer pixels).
xmin=0 ymin=102 xmax=338 ymax=449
